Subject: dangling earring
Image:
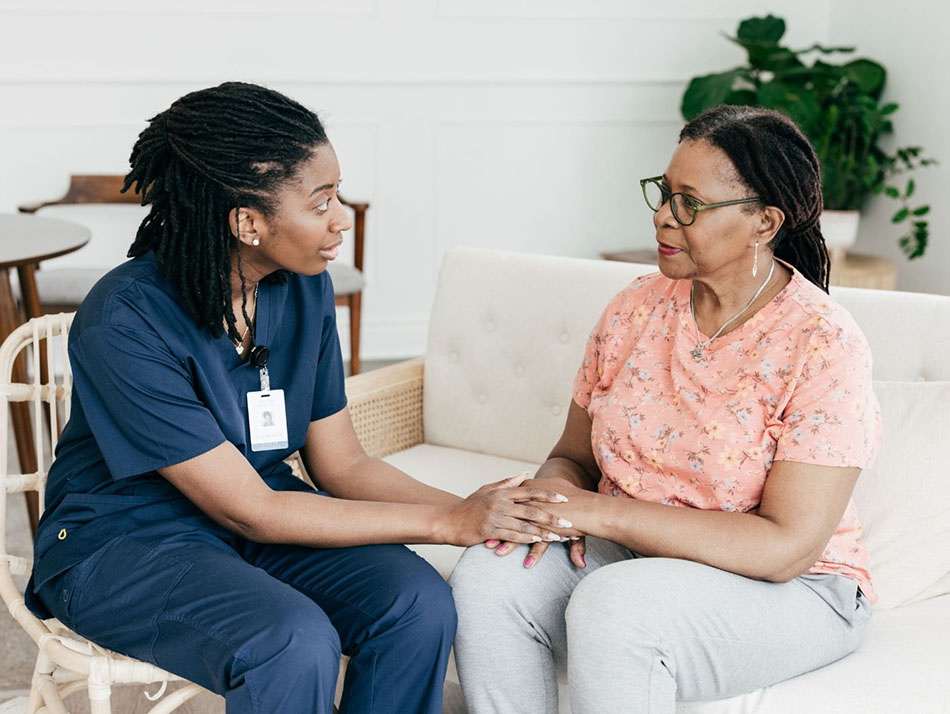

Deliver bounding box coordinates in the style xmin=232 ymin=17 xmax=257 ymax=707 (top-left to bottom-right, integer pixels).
xmin=251 ymin=238 xmax=260 ymax=246
xmin=752 ymin=241 xmax=759 ymax=278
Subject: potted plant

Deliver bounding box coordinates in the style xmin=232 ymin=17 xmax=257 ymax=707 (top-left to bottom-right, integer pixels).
xmin=681 ymin=14 xmax=935 ymax=260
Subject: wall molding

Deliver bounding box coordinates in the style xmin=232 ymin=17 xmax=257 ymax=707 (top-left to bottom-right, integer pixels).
xmin=0 ymin=0 xmax=377 ymax=15
xmin=0 ymin=74 xmax=689 ymax=86
xmin=436 ymin=0 xmax=758 ymax=21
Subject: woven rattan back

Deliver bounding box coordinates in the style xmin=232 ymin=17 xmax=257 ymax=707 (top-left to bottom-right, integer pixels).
xmin=0 ymin=313 xmax=74 ymax=643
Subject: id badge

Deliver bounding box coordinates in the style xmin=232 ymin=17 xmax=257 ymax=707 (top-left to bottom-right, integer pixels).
xmin=247 ymin=389 xmax=289 ymax=451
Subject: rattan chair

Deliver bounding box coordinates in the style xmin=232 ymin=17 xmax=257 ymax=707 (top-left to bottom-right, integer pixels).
xmin=0 ymin=314 xmax=208 ymax=713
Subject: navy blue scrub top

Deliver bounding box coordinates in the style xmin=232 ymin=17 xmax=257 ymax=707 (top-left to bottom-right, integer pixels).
xmin=27 ymin=252 xmax=346 ymax=618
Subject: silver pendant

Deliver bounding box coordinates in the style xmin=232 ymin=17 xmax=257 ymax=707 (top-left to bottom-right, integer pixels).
xmin=235 ymin=343 xmax=245 ymax=356
xmin=691 ymin=345 xmax=704 ymax=361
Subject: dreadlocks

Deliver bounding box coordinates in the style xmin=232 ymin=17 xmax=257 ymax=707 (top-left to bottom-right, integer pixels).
xmin=123 ymin=81 xmax=329 ymax=340
xmin=680 ymin=105 xmax=831 ymax=293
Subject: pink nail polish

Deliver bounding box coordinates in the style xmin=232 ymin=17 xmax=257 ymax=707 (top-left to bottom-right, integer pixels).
xmin=524 ymin=557 xmax=535 ymax=568
xmin=485 ymin=539 xmax=499 ymax=547
xmin=579 ymin=556 xmax=587 ymax=567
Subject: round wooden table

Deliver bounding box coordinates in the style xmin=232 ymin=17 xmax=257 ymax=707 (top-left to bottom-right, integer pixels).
xmin=0 ymin=214 xmax=90 ymax=534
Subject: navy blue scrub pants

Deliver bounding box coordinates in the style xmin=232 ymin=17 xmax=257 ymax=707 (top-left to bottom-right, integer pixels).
xmin=37 ymin=526 xmax=457 ymax=714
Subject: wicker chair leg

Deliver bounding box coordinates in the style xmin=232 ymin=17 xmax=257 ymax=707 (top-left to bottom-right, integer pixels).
xmin=88 ymin=658 xmax=113 ymax=714
xmin=89 ymin=691 xmax=113 ymax=714
xmin=28 ymin=651 xmax=57 ymax=714
xmin=37 ymin=676 xmax=69 ymax=714
xmin=26 ymin=682 xmax=44 ymax=714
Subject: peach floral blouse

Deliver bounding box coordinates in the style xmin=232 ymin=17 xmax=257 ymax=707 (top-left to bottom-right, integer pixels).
xmin=573 ymin=262 xmax=882 ymax=602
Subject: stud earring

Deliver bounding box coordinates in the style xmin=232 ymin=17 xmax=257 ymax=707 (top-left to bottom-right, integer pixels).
xmin=252 ymin=238 xmax=260 ymax=246
xmin=752 ymin=241 xmax=759 ymax=278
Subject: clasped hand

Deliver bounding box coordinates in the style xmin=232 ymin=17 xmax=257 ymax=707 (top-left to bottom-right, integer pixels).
xmin=482 ymin=476 xmax=591 ymax=569
xmin=445 ymin=472 xmax=582 ymax=547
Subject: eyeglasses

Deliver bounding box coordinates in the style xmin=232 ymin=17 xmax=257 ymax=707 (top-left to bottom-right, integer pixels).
xmin=639 ymin=176 xmax=761 ymax=227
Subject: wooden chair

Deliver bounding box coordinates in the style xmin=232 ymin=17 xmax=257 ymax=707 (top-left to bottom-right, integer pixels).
xmin=19 ymin=175 xmax=369 ymax=374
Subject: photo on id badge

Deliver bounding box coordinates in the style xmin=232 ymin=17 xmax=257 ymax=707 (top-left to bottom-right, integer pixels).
xmin=247 ymin=389 xmax=289 ymax=451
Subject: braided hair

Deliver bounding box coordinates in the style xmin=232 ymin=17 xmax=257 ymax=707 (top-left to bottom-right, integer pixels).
xmin=679 ymin=105 xmax=830 ymax=292
xmin=124 ymin=81 xmax=329 ymax=340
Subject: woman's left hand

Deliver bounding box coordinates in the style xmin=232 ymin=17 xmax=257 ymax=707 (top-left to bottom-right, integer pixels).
xmin=485 ymin=478 xmax=599 ymax=568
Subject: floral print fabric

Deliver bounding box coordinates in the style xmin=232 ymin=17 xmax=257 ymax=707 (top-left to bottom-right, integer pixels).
xmin=573 ymin=262 xmax=882 ymax=602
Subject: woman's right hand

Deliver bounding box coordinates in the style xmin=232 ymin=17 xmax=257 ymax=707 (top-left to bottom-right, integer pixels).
xmin=437 ymin=472 xmax=575 ymax=546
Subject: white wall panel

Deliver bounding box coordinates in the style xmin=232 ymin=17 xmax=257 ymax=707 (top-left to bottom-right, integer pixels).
xmin=0 ymin=1 xmax=836 ymax=359
xmin=435 ymin=119 xmax=680 ymax=260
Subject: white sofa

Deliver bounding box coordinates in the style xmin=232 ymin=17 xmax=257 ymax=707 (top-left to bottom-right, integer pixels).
xmin=344 ymin=247 xmax=950 ymax=714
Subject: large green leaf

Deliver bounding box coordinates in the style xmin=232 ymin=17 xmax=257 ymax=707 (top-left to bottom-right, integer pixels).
xmin=725 ymin=34 xmax=801 ymax=71
xmin=755 ymin=81 xmax=822 ymax=135
xmin=722 ymin=89 xmax=758 ymax=106
xmin=844 ymin=59 xmax=886 ymax=96
xmin=681 ymin=70 xmax=746 ymax=120
xmin=737 ymin=15 xmax=786 ymax=43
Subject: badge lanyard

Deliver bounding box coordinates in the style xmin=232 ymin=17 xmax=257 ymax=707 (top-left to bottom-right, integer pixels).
xmin=246 ymin=345 xmax=289 ymax=451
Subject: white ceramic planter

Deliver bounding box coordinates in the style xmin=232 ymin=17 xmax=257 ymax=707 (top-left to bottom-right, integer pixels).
xmin=821 ymin=209 xmax=861 ymax=262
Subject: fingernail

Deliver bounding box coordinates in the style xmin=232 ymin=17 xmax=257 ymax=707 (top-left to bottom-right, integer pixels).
xmin=555 ymin=494 xmax=569 ymax=502
xmin=485 ymin=539 xmax=499 ymax=547
xmin=546 ymin=532 xmax=560 ymax=541
xmin=558 ymin=518 xmax=573 ymax=528
xmin=524 ymin=557 xmax=535 ymax=568
xmin=495 ymin=547 xmax=509 ymax=556
xmin=532 ymin=535 xmax=542 ymax=542
xmin=580 ymin=556 xmax=587 ymax=567
xmin=570 ymin=536 xmax=580 ymax=541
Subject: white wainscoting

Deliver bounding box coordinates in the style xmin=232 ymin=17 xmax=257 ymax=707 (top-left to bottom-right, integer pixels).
xmin=0 ymin=0 xmax=830 ymax=359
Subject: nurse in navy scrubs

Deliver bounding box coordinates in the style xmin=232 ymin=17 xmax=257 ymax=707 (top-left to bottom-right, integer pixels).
xmin=26 ymin=82 xmax=569 ymax=714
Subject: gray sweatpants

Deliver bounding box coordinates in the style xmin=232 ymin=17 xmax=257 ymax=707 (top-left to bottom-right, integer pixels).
xmin=449 ymin=537 xmax=871 ymax=714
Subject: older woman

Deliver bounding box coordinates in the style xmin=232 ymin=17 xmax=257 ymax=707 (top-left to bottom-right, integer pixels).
xmin=450 ymin=105 xmax=882 ymax=714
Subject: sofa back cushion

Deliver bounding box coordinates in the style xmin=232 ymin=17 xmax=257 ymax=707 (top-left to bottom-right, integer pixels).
xmin=424 ymin=249 xmax=655 ymax=463
xmin=852 ymin=381 xmax=950 ymax=609
xmin=425 ymin=249 xmax=950 ymax=458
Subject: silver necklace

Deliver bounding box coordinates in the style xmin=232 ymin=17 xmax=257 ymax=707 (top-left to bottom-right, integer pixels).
xmin=689 ymin=259 xmax=775 ymax=361
xmin=232 ymin=283 xmax=259 ymax=356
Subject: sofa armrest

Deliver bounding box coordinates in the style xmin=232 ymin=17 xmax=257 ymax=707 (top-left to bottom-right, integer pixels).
xmin=284 ymin=357 xmax=424 ymax=477
xmin=345 ymin=357 xmax=425 ymax=458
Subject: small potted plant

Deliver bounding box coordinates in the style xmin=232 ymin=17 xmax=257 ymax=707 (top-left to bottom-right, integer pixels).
xmin=681 ymin=14 xmax=935 ymax=260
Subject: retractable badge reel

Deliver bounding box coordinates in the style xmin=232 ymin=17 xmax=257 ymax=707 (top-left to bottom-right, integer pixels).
xmin=246 ymin=346 xmax=289 ymax=451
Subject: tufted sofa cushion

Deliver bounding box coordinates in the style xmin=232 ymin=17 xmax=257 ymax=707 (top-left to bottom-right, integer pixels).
xmin=424 ymin=250 xmax=950 ymax=464
xmin=424 ymin=250 xmax=656 ymax=463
